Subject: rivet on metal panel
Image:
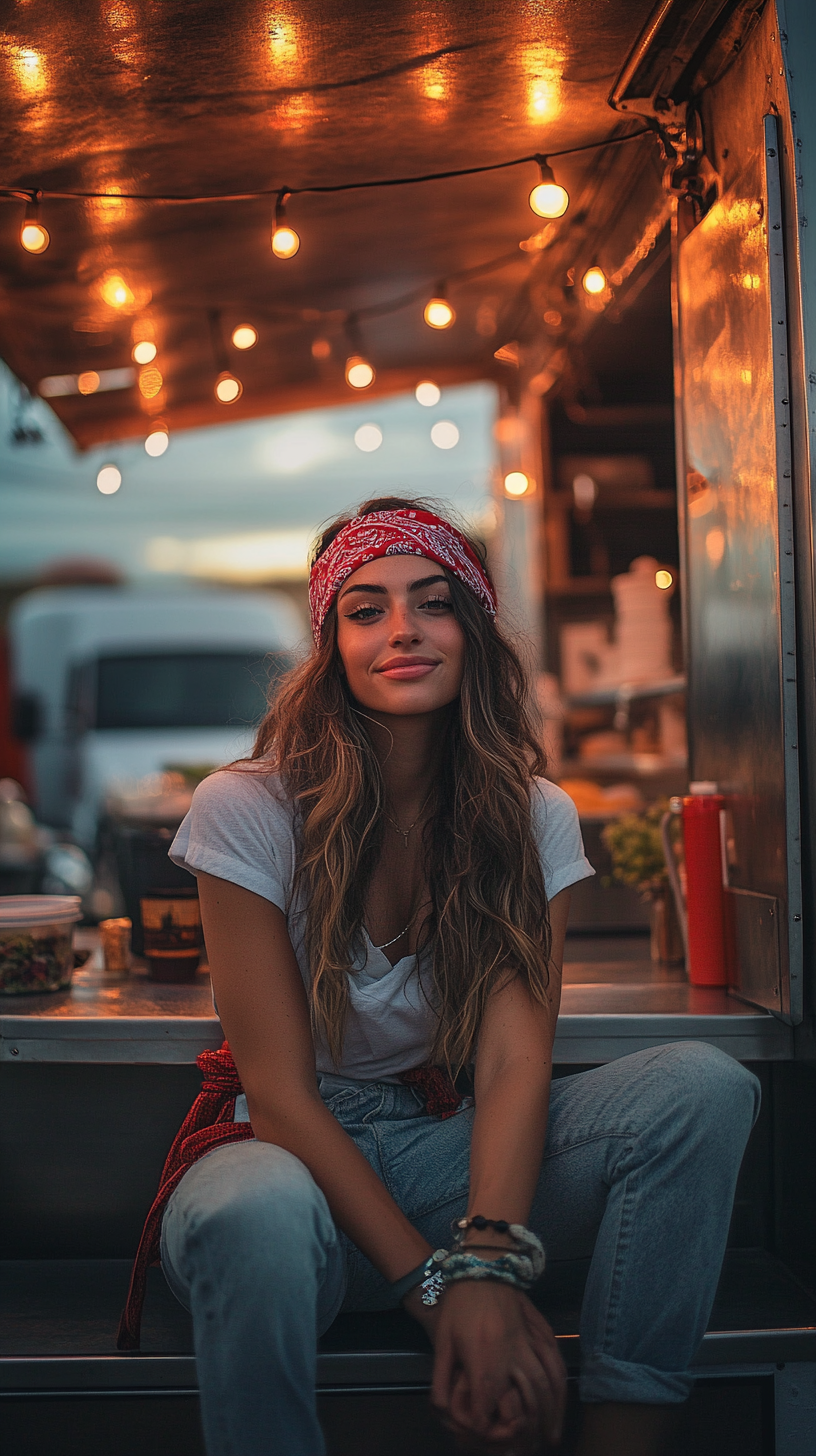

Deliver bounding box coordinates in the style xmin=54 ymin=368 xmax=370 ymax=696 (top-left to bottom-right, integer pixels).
xmin=10 ymin=1047 xmax=19 ymax=1055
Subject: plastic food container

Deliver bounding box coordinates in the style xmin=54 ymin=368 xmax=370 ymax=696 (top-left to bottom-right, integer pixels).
xmin=0 ymin=895 xmax=82 ymax=994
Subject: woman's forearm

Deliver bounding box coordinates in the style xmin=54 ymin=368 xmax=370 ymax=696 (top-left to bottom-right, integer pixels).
xmin=249 ymin=1092 xmax=432 ymax=1281
xmin=465 ymin=890 xmax=569 ymax=1227
xmin=198 ymin=874 xmax=431 ymax=1286
xmin=466 ymin=1055 xmax=552 ymax=1224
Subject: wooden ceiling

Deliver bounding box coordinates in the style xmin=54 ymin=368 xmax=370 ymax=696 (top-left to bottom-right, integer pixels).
xmin=0 ymin=0 xmax=669 ymax=448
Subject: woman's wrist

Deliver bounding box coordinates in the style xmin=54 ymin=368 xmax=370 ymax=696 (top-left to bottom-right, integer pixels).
xmin=403 ymin=1282 xmax=441 ymax=1336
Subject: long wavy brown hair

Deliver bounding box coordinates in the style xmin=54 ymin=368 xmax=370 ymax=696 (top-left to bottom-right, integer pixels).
xmin=250 ymin=495 xmax=552 ymax=1074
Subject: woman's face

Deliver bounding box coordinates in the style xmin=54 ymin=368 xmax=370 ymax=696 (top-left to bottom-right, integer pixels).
xmin=334 ymin=554 xmax=466 ymax=717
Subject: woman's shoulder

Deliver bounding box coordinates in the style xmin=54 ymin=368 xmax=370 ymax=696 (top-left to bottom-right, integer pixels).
xmin=190 ymin=762 xmax=292 ymax=815
xmin=186 ymin=763 xmax=297 ymax=847
xmin=530 ymin=776 xmax=580 ymax=826
xmin=171 ymin=762 xmax=296 ymax=910
xmin=529 ymin=776 xmax=595 ymax=897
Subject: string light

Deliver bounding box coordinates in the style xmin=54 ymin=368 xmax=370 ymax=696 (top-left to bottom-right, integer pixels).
xmin=20 ymin=193 xmax=50 ymax=253
xmin=97 ymin=464 xmax=122 ymax=494
xmin=655 ymin=569 xmax=673 ymax=590
xmin=430 ymin=420 xmax=459 ymax=449
xmin=145 ymin=425 xmax=169 ymax=456
xmin=354 ymin=423 xmax=382 ymax=452
xmin=504 ymin=471 xmax=531 ymax=497
xmin=3 ymin=128 xmax=648 ymax=287
xmin=138 ymin=366 xmax=163 ymax=399
xmin=424 ymin=291 xmax=455 ymax=329
xmin=99 ymin=270 xmax=135 ymax=309
xmin=582 ymin=266 xmax=607 ymax=295
xmin=77 ymin=371 xmax=100 ymax=396
xmin=529 ymin=158 xmax=569 ymax=219
xmin=132 ymin=340 xmax=157 ymax=364
xmin=311 ymin=338 xmax=331 ymax=359
xmin=415 ymin=380 xmax=441 ymax=406
xmin=215 ymin=371 xmax=242 ymax=402
xmin=231 ymin=325 xmax=257 ymax=349
xmin=271 ymin=189 xmax=300 ymax=259
xmin=4 ymin=129 xmax=653 ymax=413
xmin=345 ymin=355 xmax=375 ymax=389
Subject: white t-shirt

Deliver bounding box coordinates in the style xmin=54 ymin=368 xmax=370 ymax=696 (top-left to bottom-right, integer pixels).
xmin=170 ymin=767 xmax=594 ymax=1081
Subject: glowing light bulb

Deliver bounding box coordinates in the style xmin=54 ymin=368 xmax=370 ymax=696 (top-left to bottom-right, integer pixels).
xmin=215 ymin=372 xmax=242 ymax=403
xmin=145 ymin=428 xmax=169 ymax=457
xmin=311 ymin=338 xmax=331 ymax=360
xmin=582 ymin=266 xmax=607 ymax=296
xmin=529 ymin=159 xmax=569 ymax=219
xmin=655 ymin=569 xmax=673 ymax=590
xmin=424 ymin=297 xmax=455 ymax=330
xmin=345 ymin=356 xmax=375 ymax=389
xmin=77 ymin=371 xmax=100 ymax=396
xmin=132 ymin=340 xmax=157 ymax=364
xmin=138 ymin=366 xmax=163 ymax=399
xmin=271 ymin=225 xmax=300 ymax=259
xmin=97 ymin=465 xmax=122 ymax=494
xmin=354 ymin=423 xmax=383 ymax=452
xmin=21 ymin=220 xmax=50 ymax=254
xmin=415 ymin=380 xmax=441 ymax=407
xmin=430 ymin=420 xmax=459 ymax=450
xmin=504 ymin=471 xmax=530 ymax=497
xmin=529 ymin=182 xmax=569 ymax=219
xmin=231 ymin=325 xmax=257 ymax=350
xmin=100 ymin=271 xmax=135 ymax=309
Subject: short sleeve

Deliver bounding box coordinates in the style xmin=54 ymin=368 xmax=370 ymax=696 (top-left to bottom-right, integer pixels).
xmin=531 ymin=779 xmax=595 ymax=900
xmin=169 ymin=768 xmax=296 ymax=912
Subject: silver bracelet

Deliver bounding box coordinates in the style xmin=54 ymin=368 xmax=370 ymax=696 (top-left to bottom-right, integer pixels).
xmin=390 ymin=1248 xmax=448 ymax=1306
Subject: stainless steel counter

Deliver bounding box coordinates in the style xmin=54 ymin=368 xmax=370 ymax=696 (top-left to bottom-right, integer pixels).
xmin=0 ymin=933 xmax=793 ymax=1064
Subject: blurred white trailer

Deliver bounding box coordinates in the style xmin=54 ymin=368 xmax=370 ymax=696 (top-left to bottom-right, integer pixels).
xmin=8 ymin=586 xmax=304 ymax=848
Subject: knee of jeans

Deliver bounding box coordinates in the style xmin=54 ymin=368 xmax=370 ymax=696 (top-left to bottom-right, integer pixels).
xmin=182 ymin=1142 xmax=331 ymax=1268
xmin=658 ymin=1040 xmax=761 ymax=1133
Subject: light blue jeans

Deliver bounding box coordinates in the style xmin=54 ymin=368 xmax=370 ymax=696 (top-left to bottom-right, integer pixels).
xmin=160 ymin=1041 xmax=760 ymax=1455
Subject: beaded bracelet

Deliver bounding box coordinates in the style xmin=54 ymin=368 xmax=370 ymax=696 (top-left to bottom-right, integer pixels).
xmin=442 ymin=1222 xmax=546 ymax=1292
xmin=440 ymin=1251 xmax=536 ymax=1292
xmin=453 ymin=1215 xmax=514 ymax=1237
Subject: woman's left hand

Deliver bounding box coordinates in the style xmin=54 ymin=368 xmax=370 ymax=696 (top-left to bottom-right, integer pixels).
xmin=427 ymin=1280 xmax=566 ymax=1453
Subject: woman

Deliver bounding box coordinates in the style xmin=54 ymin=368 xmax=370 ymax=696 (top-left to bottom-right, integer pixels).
xmin=153 ymin=497 xmax=759 ymax=1455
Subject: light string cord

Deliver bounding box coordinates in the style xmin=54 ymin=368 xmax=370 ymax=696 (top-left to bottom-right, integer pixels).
xmin=0 ymin=128 xmax=651 ymax=206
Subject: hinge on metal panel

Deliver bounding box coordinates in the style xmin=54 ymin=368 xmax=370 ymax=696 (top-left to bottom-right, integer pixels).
xmin=608 ymin=0 xmax=763 ymax=218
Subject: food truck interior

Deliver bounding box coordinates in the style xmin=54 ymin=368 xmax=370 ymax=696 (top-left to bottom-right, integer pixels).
xmin=2 ymin=1 xmax=816 ymax=1451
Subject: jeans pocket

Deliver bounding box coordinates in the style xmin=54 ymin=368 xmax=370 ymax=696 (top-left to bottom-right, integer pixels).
xmin=318 ymin=1083 xmax=365 ymax=1120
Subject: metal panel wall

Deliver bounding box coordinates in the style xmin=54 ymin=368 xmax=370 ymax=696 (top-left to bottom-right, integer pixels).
xmin=677 ymin=98 xmax=803 ymax=1020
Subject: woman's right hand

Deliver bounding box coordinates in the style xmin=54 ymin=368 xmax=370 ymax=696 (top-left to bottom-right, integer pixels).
xmin=408 ymin=1280 xmax=566 ymax=1453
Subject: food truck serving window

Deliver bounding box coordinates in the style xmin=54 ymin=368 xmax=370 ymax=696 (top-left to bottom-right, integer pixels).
xmin=92 ymin=651 xmax=285 ymax=730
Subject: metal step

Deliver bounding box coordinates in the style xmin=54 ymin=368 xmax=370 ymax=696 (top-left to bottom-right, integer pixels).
xmin=2 ymin=1251 xmax=815 ymax=1393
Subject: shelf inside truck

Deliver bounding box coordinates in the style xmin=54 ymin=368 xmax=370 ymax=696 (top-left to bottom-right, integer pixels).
xmin=0 ymin=939 xmax=793 ymax=1064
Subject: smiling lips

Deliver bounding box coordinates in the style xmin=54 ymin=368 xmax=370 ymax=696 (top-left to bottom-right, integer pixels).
xmin=376 ymin=656 xmax=440 ymax=681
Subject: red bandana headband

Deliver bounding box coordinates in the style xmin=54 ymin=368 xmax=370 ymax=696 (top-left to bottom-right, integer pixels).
xmin=309 ymin=508 xmax=497 ymax=643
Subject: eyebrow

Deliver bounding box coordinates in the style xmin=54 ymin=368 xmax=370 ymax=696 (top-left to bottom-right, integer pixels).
xmin=339 ymin=573 xmax=448 ymax=601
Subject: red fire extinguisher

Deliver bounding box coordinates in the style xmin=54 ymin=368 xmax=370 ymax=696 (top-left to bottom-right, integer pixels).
xmin=682 ymin=786 xmax=728 ymax=986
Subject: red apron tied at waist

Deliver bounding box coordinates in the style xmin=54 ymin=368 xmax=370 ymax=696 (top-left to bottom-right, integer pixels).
xmin=117 ymin=1043 xmax=462 ymax=1350
xmin=117 ymin=1042 xmax=253 ymax=1350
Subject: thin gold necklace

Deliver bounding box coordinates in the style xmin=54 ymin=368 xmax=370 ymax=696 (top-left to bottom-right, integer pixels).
xmin=384 ymin=788 xmax=434 ymax=848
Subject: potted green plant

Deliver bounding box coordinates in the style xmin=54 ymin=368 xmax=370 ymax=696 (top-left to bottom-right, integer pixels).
xmin=602 ymin=800 xmax=684 ymax=965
